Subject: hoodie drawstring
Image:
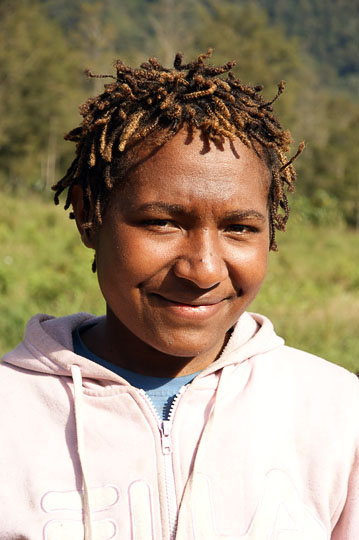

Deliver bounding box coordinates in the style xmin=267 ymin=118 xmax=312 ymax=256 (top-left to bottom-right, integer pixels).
xmin=175 ymin=362 xmax=251 ymax=539
xmin=71 ymin=364 xmax=93 ymax=540
xmin=175 ymin=370 xmax=225 ymax=539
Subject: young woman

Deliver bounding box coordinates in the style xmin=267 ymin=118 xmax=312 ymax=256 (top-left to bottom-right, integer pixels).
xmin=1 ymin=51 xmax=357 ymax=540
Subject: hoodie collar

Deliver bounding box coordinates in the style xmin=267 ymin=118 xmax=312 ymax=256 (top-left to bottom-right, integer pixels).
xmin=1 ymin=311 xmax=284 ymax=381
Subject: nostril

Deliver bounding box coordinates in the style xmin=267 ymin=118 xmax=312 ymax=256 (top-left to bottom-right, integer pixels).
xmin=173 ymin=253 xmax=228 ymax=290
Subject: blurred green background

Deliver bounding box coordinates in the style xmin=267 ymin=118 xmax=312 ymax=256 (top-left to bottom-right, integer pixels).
xmin=0 ymin=0 xmax=358 ymax=371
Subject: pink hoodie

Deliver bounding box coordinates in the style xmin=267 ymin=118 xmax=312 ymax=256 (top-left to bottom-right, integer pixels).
xmin=0 ymin=311 xmax=358 ymax=540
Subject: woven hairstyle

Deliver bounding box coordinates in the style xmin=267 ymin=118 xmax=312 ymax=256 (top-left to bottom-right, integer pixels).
xmin=52 ymin=49 xmax=304 ymax=261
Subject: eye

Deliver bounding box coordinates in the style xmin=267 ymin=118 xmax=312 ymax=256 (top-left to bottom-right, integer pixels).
xmin=143 ymin=219 xmax=171 ymax=227
xmin=140 ymin=219 xmax=178 ymax=232
xmin=226 ymin=224 xmax=257 ymax=234
xmin=142 ymin=219 xmax=173 ymax=228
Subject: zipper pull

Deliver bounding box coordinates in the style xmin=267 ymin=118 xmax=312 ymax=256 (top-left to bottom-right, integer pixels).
xmin=160 ymin=420 xmax=173 ymax=455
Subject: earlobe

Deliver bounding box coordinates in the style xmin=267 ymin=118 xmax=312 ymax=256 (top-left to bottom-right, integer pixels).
xmin=70 ymin=185 xmax=96 ymax=249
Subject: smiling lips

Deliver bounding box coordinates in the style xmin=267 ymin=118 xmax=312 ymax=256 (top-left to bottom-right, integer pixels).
xmin=152 ymin=293 xmax=228 ymax=319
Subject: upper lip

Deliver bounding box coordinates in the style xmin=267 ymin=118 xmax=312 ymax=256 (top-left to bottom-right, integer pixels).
xmin=151 ymin=293 xmax=229 ymax=306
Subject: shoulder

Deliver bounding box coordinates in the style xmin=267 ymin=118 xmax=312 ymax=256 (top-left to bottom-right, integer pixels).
xmin=268 ymin=343 xmax=358 ymax=389
xmin=0 ymin=311 xmax=99 ymax=376
xmin=255 ymin=344 xmax=359 ymax=429
xmin=241 ymin=312 xmax=358 ymax=398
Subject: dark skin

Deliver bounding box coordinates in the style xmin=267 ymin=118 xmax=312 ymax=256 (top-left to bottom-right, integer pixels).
xmin=72 ymin=130 xmax=271 ymax=377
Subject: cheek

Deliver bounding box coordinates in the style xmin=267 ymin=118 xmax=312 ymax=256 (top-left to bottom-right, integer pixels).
xmin=229 ymin=243 xmax=269 ymax=292
xmin=96 ymin=227 xmax=172 ymax=291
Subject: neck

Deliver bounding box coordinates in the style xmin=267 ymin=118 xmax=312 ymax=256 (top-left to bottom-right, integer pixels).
xmin=80 ymin=312 xmax=230 ymax=377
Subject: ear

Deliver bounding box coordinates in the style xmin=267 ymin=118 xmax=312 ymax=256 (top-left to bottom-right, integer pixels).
xmin=71 ymin=185 xmax=96 ymax=249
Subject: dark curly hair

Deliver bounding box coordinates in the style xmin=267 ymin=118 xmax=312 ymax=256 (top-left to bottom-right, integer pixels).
xmin=52 ymin=49 xmax=304 ymax=265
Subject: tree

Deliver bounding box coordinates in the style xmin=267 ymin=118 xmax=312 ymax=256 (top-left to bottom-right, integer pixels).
xmin=255 ymin=0 xmax=359 ymax=92
xmin=295 ymin=95 xmax=359 ymax=228
xmin=0 ymin=0 xmax=84 ymax=189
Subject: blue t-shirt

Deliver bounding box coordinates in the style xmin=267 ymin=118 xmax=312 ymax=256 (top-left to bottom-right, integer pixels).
xmin=72 ymin=324 xmax=200 ymax=420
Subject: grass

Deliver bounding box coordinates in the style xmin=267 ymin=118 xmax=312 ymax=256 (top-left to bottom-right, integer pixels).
xmin=1 ymin=191 xmax=358 ymax=372
xmin=251 ymin=213 xmax=359 ymax=372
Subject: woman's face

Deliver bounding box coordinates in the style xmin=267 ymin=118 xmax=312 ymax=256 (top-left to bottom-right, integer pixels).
xmin=80 ymin=130 xmax=271 ymax=373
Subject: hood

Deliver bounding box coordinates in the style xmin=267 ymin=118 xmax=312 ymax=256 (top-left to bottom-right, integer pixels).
xmin=1 ymin=310 xmax=284 ymax=540
xmin=1 ymin=311 xmax=284 ymax=381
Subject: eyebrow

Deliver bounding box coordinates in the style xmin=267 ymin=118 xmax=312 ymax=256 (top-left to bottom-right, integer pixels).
xmin=134 ymin=202 xmax=266 ymax=221
xmin=136 ymin=202 xmax=185 ymax=214
xmin=221 ymin=210 xmax=266 ymax=222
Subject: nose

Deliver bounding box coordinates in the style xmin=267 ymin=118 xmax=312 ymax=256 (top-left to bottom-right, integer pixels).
xmin=173 ymin=230 xmax=228 ymax=289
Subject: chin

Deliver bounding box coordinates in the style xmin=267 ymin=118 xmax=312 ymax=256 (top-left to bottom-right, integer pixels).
xmin=146 ymin=329 xmax=228 ymax=359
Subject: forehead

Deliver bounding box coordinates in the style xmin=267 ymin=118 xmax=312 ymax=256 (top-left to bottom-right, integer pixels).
xmin=114 ymin=130 xmax=271 ymax=210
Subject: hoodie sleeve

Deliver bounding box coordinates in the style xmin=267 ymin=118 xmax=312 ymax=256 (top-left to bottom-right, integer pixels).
xmin=331 ymin=450 xmax=359 ymax=540
xmin=331 ymin=375 xmax=359 ymax=540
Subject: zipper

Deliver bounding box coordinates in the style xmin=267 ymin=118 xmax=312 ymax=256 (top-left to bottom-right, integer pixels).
xmin=160 ymin=419 xmax=177 ymax=539
xmin=138 ymin=386 xmax=187 ymax=540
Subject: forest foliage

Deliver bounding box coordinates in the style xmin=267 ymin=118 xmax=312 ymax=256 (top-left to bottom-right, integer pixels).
xmin=0 ymin=0 xmax=358 ymax=370
xmin=0 ymin=0 xmax=358 ymax=226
